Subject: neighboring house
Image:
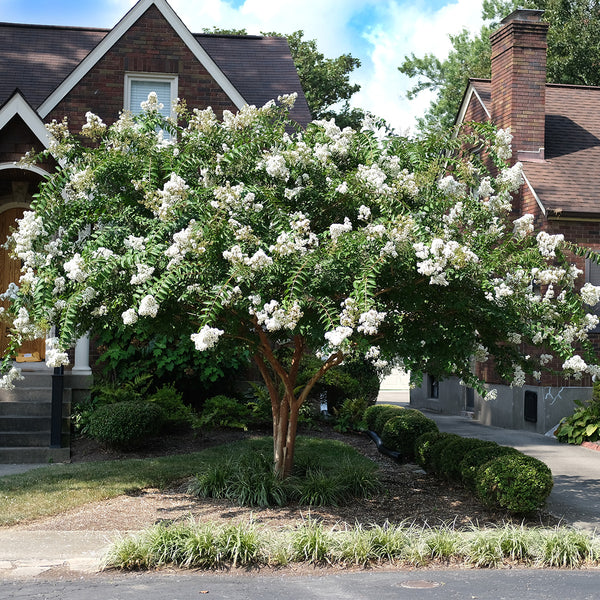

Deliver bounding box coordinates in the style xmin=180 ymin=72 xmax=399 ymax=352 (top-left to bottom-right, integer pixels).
xmin=0 ymin=0 xmax=310 ymax=462
xmin=411 ymin=8 xmax=600 ymax=433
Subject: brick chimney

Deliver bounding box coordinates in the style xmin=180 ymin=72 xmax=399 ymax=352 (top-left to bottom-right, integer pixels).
xmin=490 ymin=9 xmax=548 ymax=161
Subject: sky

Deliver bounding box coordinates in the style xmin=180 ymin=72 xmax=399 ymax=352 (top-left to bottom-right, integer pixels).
xmin=1 ymin=0 xmax=485 ymax=132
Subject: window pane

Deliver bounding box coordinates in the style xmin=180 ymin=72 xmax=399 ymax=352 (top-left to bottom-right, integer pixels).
xmin=129 ymin=80 xmax=171 ymax=117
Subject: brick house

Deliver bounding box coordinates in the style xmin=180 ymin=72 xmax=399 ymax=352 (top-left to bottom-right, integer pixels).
xmin=0 ymin=0 xmax=310 ymax=462
xmin=411 ymin=8 xmax=600 ymax=433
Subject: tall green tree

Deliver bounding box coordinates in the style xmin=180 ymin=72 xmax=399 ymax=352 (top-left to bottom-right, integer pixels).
xmin=204 ymin=27 xmax=362 ymax=126
xmin=400 ymin=0 xmax=600 ymax=132
xmin=2 ymin=96 xmax=598 ymax=477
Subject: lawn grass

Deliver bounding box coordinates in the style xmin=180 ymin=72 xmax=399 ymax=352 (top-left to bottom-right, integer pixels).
xmin=0 ymin=436 xmax=375 ymax=526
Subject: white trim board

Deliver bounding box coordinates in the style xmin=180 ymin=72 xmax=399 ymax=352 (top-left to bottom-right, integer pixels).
xmin=38 ymin=0 xmax=247 ymax=119
xmin=0 ymin=93 xmax=52 ymax=150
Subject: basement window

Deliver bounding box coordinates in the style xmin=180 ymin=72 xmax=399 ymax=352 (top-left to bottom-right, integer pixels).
xmin=124 ymin=73 xmax=178 ymax=119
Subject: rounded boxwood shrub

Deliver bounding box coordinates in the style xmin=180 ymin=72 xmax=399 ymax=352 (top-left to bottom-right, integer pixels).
xmin=436 ymin=437 xmax=497 ymax=482
xmin=459 ymin=444 xmax=520 ymax=490
xmin=380 ymin=410 xmax=439 ymax=459
xmin=364 ymin=404 xmax=404 ymax=434
xmin=88 ymin=401 xmax=165 ymax=450
xmin=475 ymin=453 xmax=554 ymax=514
xmin=427 ymin=433 xmax=462 ymax=474
xmin=414 ymin=431 xmax=449 ymax=469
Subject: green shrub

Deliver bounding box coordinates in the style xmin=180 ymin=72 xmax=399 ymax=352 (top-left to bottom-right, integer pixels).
xmin=88 ymin=401 xmax=165 ymax=450
xmin=334 ymin=397 xmax=370 ymax=432
xmin=475 ymin=453 xmax=554 ymax=514
xmin=459 ymin=444 xmax=520 ymax=490
xmin=436 ymin=437 xmax=497 ymax=482
xmin=380 ymin=410 xmax=439 ymax=459
xmin=414 ymin=431 xmax=449 ymax=469
xmin=196 ymin=395 xmax=252 ymax=430
xmin=364 ymin=404 xmax=404 ymax=434
xmin=427 ymin=433 xmax=462 ymax=473
xmin=148 ymin=384 xmax=196 ymax=431
xmin=556 ymin=397 xmax=600 ymax=445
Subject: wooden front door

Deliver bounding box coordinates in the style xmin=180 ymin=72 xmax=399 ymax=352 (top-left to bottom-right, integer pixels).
xmin=0 ymin=207 xmax=45 ymax=359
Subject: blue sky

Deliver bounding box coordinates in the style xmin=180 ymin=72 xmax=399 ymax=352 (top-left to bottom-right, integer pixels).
xmin=1 ymin=0 xmax=485 ymax=131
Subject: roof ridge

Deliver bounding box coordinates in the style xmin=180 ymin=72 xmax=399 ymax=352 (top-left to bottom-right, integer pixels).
xmin=0 ymin=21 xmax=109 ymax=33
xmin=546 ymin=82 xmax=600 ymax=91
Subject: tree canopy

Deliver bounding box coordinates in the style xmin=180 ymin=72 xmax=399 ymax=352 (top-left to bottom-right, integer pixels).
xmin=400 ymin=0 xmax=600 ymax=132
xmin=1 ymin=96 xmax=598 ymax=476
xmin=203 ymin=27 xmax=363 ymax=127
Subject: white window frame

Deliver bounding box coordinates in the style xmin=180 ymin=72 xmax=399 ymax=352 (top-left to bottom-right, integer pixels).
xmin=124 ymin=72 xmax=178 ymax=118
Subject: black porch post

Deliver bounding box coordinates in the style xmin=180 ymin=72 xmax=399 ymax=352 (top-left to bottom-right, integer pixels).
xmin=50 ymin=365 xmax=64 ymax=448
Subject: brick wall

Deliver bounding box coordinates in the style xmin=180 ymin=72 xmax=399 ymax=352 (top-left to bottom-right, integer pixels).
xmin=0 ymin=115 xmax=55 ymax=173
xmin=46 ymin=5 xmax=239 ymax=130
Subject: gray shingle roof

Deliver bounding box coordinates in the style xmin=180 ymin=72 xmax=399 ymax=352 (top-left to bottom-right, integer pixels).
xmin=0 ymin=22 xmax=311 ymax=126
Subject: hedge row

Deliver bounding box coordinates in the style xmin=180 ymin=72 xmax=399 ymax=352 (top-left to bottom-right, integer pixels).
xmin=363 ymin=404 xmax=553 ymax=514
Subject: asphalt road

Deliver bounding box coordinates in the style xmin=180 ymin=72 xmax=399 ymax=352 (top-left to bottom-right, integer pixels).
xmin=3 ymin=570 xmax=600 ymax=600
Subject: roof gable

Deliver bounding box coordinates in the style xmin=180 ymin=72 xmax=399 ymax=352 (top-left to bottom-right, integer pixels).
xmin=0 ymin=91 xmax=51 ymax=150
xmin=37 ymin=0 xmax=246 ymax=118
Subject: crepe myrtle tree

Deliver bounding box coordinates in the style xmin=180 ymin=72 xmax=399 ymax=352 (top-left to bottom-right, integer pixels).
xmin=1 ymin=94 xmax=599 ymax=477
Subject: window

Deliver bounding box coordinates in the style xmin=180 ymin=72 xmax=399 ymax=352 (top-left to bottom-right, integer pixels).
xmin=124 ymin=73 xmax=178 ymax=118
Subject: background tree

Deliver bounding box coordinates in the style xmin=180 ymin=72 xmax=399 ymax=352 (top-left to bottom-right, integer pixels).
xmin=2 ymin=96 xmax=599 ymax=478
xmin=204 ymin=27 xmax=363 ymax=127
xmin=400 ymin=0 xmax=600 ymax=132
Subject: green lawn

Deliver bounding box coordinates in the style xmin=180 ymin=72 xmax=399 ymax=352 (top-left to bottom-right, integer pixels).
xmin=0 ymin=436 xmax=375 ymax=526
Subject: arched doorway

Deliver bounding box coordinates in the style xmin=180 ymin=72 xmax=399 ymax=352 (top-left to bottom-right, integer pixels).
xmin=0 ymin=172 xmax=47 ymax=360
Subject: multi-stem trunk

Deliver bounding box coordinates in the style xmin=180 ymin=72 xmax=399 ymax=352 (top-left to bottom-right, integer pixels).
xmin=252 ymin=324 xmax=343 ymax=478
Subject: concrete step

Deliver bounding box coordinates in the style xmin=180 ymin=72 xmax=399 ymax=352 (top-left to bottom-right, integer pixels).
xmin=0 ymin=388 xmax=53 ymax=403
xmin=0 ymin=447 xmax=70 ymax=464
xmin=0 ymin=431 xmax=50 ymax=447
xmin=0 ymin=416 xmax=50 ymax=432
xmin=0 ymin=401 xmax=51 ymax=417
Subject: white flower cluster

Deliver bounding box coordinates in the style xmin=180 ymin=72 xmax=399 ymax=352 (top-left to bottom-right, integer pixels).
xmin=191 ymin=325 xmax=224 ymax=351
xmin=364 ymin=345 xmax=389 ymax=370
xmin=138 ymin=294 xmax=159 ymax=318
xmin=493 ymin=128 xmax=513 ymax=161
xmin=81 ymin=111 xmax=106 ymax=137
xmin=188 ymin=106 xmax=219 ymax=133
xmin=45 ymin=337 xmax=70 ymax=368
xmin=496 ymin=162 xmax=524 ymax=193
xmin=130 ymin=263 xmax=155 ymax=285
xmin=477 ymin=177 xmax=494 ymax=199
xmin=357 ymin=309 xmax=387 ymax=335
xmin=63 ymin=253 xmax=87 ymax=283
xmin=0 ymin=367 xmax=23 ymax=390
xmin=313 ymin=118 xmax=355 ymax=156
xmin=581 ymin=282 xmax=600 ymax=306
xmin=222 ymin=104 xmax=262 ymax=130
xmin=329 ymin=217 xmax=353 ymax=242
xmin=269 ymin=212 xmax=318 ymax=257
xmin=255 ymin=300 xmax=303 ymax=332
xmin=211 ymin=182 xmax=262 ymax=215
xmin=473 ymin=344 xmax=489 ymax=363
xmin=562 ymin=355 xmax=588 ymax=377
xmin=357 ymin=163 xmax=389 ymax=195
xmin=12 ymin=211 xmax=45 ymax=266
xmin=0 ymin=282 xmax=19 ymax=301
xmin=339 ymin=297 xmax=359 ymax=327
xmin=358 ymin=205 xmax=371 ymax=221
xmin=414 ymin=238 xmax=479 ymax=286
xmin=324 ymin=326 xmax=353 ymax=347
xmin=13 ymin=307 xmax=44 ymax=339
xmin=223 ymin=245 xmax=273 ymax=272
xmin=438 ymin=176 xmax=466 ymax=198
xmin=485 ymin=279 xmax=514 ymax=303
xmin=261 ymin=153 xmax=289 ymax=180
xmin=165 ymin=220 xmax=205 ymax=269
xmin=154 ymin=173 xmax=189 ymax=220
xmin=92 ymin=247 xmax=114 ymax=260
xmin=140 ymin=92 xmax=164 ymax=113
xmin=124 ymin=235 xmax=147 ymax=251
xmin=121 ymin=308 xmax=138 ymax=325
xmin=536 ymin=231 xmax=564 ymax=258
xmin=507 ymin=332 xmax=522 ymax=344
xmin=513 ymin=214 xmax=534 ymax=239
xmin=511 ymin=364 xmax=526 ymax=388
